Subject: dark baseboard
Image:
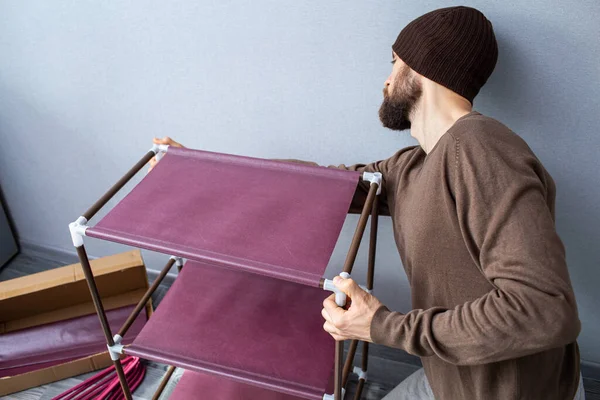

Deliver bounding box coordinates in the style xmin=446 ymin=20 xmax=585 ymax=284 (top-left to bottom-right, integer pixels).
xmin=19 ymin=240 xmax=83 ymax=265
xmin=19 ymin=240 xmax=179 ymax=285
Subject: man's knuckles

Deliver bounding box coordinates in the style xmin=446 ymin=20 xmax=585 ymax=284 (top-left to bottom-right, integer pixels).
xmin=338 ymin=278 xmax=363 ymax=295
xmin=330 ymin=313 xmax=350 ymax=330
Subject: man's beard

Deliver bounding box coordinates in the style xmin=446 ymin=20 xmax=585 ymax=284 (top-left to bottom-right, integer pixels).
xmin=378 ymin=67 xmax=422 ymax=131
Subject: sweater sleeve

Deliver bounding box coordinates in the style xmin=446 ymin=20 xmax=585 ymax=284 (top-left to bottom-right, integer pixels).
xmin=277 ymin=145 xmax=419 ymax=216
xmin=370 ymin=132 xmax=580 ymax=365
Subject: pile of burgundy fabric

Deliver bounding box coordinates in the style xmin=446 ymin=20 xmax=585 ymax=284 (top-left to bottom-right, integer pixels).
xmin=0 ymin=304 xmax=147 ymax=379
xmin=51 ymin=356 xmax=145 ymax=400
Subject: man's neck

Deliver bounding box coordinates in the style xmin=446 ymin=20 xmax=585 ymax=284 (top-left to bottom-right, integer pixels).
xmin=410 ymin=86 xmax=473 ymax=154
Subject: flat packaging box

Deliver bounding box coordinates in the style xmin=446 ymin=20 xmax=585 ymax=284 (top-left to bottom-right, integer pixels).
xmin=0 ymin=250 xmax=152 ymax=396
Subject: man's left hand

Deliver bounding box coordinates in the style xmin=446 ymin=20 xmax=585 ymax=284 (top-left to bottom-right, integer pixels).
xmin=321 ymin=275 xmax=384 ymax=342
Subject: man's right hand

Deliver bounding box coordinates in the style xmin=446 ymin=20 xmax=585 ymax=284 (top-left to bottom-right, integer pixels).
xmin=148 ymin=136 xmax=184 ymax=172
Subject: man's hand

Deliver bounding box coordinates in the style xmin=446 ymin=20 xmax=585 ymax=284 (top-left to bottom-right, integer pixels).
xmin=148 ymin=136 xmax=185 ymax=172
xmin=321 ymin=275 xmax=384 ymax=342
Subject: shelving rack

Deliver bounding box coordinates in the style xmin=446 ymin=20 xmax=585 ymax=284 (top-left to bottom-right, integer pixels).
xmin=69 ymin=144 xmax=382 ymax=400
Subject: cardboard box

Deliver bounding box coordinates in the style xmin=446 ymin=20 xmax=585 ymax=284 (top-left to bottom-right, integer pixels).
xmin=0 ymin=250 xmax=152 ymax=396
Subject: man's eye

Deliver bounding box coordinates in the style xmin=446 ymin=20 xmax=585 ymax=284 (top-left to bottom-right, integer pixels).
xmin=390 ymin=59 xmax=396 ymax=64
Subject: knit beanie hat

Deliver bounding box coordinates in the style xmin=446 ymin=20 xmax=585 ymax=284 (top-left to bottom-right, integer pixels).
xmin=392 ymin=6 xmax=498 ymax=104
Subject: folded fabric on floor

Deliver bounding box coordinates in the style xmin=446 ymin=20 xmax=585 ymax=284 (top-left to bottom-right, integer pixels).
xmin=86 ymin=147 xmax=359 ymax=287
xmin=51 ymin=356 xmax=146 ymax=400
xmin=126 ymin=261 xmax=335 ymax=400
xmin=0 ymin=304 xmax=147 ymax=378
xmin=170 ymin=370 xmax=312 ymax=400
xmin=2 ymin=356 xmax=83 ymax=378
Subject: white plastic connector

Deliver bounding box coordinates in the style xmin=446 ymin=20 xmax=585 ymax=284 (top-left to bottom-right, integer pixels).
xmin=353 ymin=366 xmax=368 ymax=381
xmin=170 ymin=256 xmax=184 ymax=268
xmin=107 ymin=334 xmax=124 ymax=361
xmin=150 ymin=143 xmax=170 ymax=164
xmin=68 ymin=216 xmax=88 ymax=247
xmin=362 ymin=171 xmax=383 ymax=195
xmin=323 ymin=272 xmax=351 ymax=306
xmin=323 ymin=273 xmax=372 ymax=306
xmin=323 ymin=389 xmax=345 ymax=400
xmin=150 ymin=143 xmax=170 ymax=155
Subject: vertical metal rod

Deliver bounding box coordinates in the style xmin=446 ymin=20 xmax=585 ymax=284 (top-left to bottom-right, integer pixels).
xmin=363 ymin=196 xmax=378 ymax=380
xmin=353 ymin=346 xmax=368 ymax=400
xmin=355 ymin=195 xmax=379 ymax=400
xmin=342 ymin=182 xmax=379 ymax=274
xmin=353 ymin=379 xmax=366 ymax=400
xmin=334 ymin=341 xmax=344 ymax=400
xmin=361 ymin=341 xmax=370 ymax=372
xmin=151 ymin=365 xmax=176 ymax=400
xmin=113 ymin=360 xmax=133 ymax=399
xmin=76 ymin=246 xmax=115 ymax=344
xmin=118 ymin=257 xmax=176 ymax=337
xmin=76 ymin=245 xmax=132 ymax=400
xmin=342 ymin=340 xmax=359 ymax=387
xmin=82 ymin=151 xmax=155 ymax=221
xmin=335 ymin=182 xmax=380 ymax=400
xmin=367 ymin=196 xmax=378 ymax=290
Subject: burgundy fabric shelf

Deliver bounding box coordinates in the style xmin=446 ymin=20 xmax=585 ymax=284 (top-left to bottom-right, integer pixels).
xmin=170 ymin=370 xmax=324 ymax=400
xmin=86 ymin=147 xmax=359 ymax=287
xmin=0 ymin=304 xmax=147 ymax=378
xmin=126 ymin=260 xmax=335 ymax=399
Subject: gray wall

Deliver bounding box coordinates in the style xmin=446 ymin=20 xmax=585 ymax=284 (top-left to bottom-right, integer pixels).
xmin=0 ymin=1 xmax=598 ymax=365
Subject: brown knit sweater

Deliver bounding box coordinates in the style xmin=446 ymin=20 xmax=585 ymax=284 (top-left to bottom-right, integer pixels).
xmin=331 ymin=111 xmax=581 ymax=399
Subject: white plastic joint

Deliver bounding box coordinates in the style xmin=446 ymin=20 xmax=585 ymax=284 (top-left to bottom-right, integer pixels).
xmin=323 ymin=389 xmax=345 ymax=400
xmin=170 ymin=256 xmax=184 ymax=268
xmin=323 ymin=272 xmax=351 ymax=306
xmin=107 ymin=334 xmax=124 ymax=361
xmin=150 ymin=143 xmax=170 ymax=163
xmin=68 ymin=216 xmax=88 ymax=247
xmin=353 ymin=366 xmax=368 ymax=381
xmin=362 ymin=172 xmax=382 ymax=195
xmin=150 ymin=143 xmax=170 ymax=155
xmin=323 ymin=273 xmax=372 ymax=306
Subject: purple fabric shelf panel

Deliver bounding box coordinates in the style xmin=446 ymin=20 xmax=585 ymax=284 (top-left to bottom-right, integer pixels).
xmin=126 ymin=261 xmax=335 ymax=400
xmin=86 ymin=147 xmax=359 ymax=287
xmin=171 ymin=370 xmax=319 ymax=400
xmin=0 ymin=304 xmax=147 ymax=378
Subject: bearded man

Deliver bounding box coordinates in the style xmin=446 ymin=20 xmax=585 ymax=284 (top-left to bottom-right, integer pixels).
xmin=150 ymin=6 xmax=583 ymax=399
